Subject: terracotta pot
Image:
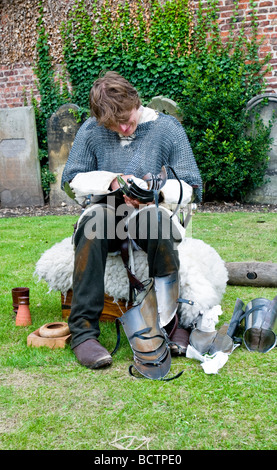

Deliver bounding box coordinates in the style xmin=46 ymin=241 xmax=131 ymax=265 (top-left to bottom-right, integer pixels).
xmin=12 ymin=287 xmax=29 ymax=313
xmin=39 ymin=322 xmax=70 ymax=338
xmin=15 ymin=296 xmax=32 ymax=326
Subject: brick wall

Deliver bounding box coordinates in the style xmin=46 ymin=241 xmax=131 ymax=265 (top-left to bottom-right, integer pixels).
xmin=0 ymin=64 xmax=40 ymax=108
xmin=212 ymin=0 xmax=277 ymax=92
xmin=0 ymin=0 xmax=276 ymax=109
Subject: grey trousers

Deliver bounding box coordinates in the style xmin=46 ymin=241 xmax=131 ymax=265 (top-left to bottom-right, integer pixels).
xmin=68 ymin=203 xmax=181 ymax=349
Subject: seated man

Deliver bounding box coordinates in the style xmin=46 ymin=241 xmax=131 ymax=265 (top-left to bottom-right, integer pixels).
xmin=61 ymin=71 xmax=202 ymax=370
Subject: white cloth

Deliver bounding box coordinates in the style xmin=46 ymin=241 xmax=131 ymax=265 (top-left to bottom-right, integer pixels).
xmin=69 ymin=170 xmax=122 ymax=197
xmin=69 ymin=165 xmax=193 ymax=207
xmin=186 ymin=345 xmax=229 ymax=374
xmin=160 ymin=179 xmax=192 ymax=207
xmin=186 ymin=341 xmax=241 ymax=374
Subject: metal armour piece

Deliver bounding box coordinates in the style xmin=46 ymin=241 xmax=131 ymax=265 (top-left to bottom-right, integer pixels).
xmin=189 ymin=298 xmax=246 ymax=356
xmin=154 ymin=272 xmax=179 ymax=328
xmin=227 ymin=298 xmax=246 ymax=339
xmin=117 ymin=166 xmax=167 ymax=203
xmin=189 ymin=324 xmax=234 ymax=355
xmin=118 ymin=278 xmax=171 ymax=380
xmin=243 ymin=296 xmax=277 ymax=353
xmin=143 ymin=165 xmax=167 ymax=191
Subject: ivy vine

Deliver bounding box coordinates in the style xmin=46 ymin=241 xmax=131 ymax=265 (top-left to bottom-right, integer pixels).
xmin=60 ymin=0 xmax=193 ymax=106
xmin=33 ymin=0 xmax=273 ymax=202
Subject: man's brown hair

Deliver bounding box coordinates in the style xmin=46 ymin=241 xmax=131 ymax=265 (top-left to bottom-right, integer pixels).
xmin=89 ymin=71 xmax=141 ymax=127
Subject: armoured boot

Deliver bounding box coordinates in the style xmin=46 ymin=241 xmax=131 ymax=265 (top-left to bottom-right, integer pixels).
xmin=118 ymin=279 xmax=172 ymax=380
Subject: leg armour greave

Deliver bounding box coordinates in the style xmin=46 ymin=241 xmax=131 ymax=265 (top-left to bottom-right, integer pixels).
xmin=243 ymin=296 xmax=277 ymax=353
xmin=154 ymin=271 xmax=179 ymax=328
xmin=117 ymin=279 xmax=172 ymax=380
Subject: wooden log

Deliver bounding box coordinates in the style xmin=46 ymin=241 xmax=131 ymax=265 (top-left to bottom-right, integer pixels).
xmin=225 ymin=262 xmax=277 ymax=287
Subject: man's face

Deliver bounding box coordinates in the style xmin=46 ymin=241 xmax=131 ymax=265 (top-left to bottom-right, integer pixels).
xmin=108 ymin=107 xmax=142 ymax=137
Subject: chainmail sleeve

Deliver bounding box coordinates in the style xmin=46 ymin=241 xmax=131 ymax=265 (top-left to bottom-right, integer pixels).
xmin=61 ymin=113 xmax=203 ymax=201
xmin=163 ymin=117 xmax=202 ymax=202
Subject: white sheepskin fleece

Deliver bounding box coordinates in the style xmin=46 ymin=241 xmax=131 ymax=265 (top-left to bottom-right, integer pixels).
xmin=177 ymin=239 xmax=228 ymax=327
xmin=34 ymin=237 xmax=75 ymax=296
xmin=34 ymin=234 xmax=228 ymax=329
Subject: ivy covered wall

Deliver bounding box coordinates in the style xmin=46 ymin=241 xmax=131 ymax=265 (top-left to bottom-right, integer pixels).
xmin=1 ymin=0 xmax=277 ymax=109
xmin=0 ymin=0 xmax=274 ymax=201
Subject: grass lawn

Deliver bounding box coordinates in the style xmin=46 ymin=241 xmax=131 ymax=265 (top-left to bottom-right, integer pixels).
xmin=0 ymin=210 xmax=276 ymax=450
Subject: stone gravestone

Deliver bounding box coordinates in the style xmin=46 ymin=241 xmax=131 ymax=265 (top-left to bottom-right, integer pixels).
xmin=0 ymin=106 xmax=44 ymax=207
xmin=47 ymin=103 xmax=85 ymax=207
xmin=147 ymin=96 xmax=183 ymax=123
xmin=245 ymin=93 xmax=277 ymax=205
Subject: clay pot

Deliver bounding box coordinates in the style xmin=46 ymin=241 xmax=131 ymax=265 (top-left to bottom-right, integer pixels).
xmin=39 ymin=322 xmax=70 ymax=338
xmin=15 ymin=296 xmax=32 ymax=326
xmin=12 ymin=287 xmax=29 ymax=313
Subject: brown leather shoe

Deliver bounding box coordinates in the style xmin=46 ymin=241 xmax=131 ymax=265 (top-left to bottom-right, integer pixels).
xmin=73 ymin=338 xmax=112 ymax=369
xmin=170 ymin=327 xmax=189 ymax=356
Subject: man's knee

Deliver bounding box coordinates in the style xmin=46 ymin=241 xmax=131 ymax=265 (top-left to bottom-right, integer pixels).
xmin=77 ymin=204 xmax=117 ymax=241
xmin=128 ymin=205 xmax=181 ymax=242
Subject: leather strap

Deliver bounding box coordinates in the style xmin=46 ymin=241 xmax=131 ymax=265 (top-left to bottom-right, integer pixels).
xmin=128 ymin=364 xmax=184 ymax=381
xmin=166 ymin=165 xmax=183 ymax=218
xmin=120 ymin=238 xmax=145 ymax=294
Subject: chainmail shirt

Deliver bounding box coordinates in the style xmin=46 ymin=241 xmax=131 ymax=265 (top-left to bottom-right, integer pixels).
xmin=61 ymin=112 xmax=202 ymax=201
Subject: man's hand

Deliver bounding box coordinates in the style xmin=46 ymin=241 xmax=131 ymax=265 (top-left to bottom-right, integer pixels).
xmin=110 ymin=174 xmax=134 ymax=191
xmin=110 ymin=174 xmax=154 ymax=208
xmin=123 ymin=194 xmax=141 ymax=208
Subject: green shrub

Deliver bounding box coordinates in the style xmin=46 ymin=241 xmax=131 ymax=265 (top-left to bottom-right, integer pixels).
xmin=177 ymin=0 xmax=273 ymax=201
xmin=38 ymin=149 xmax=56 ymax=200
xmin=61 ymin=0 xmax=192 ymax=106
xmin=179 ymin=52 xmax=273 ymax=201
